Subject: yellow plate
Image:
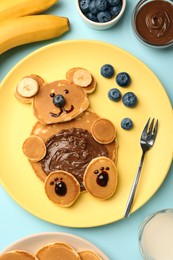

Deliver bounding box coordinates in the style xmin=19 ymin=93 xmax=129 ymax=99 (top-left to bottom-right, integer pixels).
xmin=0 ymin=40 xmax=172 ymax=227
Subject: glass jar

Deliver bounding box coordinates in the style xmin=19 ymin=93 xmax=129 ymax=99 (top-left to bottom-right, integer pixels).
xmin=132 ymin=0 xmax=173 ymax=48
xmin=139 ymin=209 xmax=173 ymax=260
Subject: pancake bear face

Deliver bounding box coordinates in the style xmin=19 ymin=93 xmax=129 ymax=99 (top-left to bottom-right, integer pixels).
xmin=33 ymin=80 xmax=89 ymax=124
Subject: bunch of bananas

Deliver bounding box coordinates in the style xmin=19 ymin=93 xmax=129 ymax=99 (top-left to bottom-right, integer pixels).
xmin=0 ymin=0 xmax=70 ymax=54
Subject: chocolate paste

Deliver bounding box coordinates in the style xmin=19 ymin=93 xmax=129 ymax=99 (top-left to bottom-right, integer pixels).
xmin=135 ymin=0 xmax=173 ymax=45
xmin=41 ymin=128 xmax=108 ymax=191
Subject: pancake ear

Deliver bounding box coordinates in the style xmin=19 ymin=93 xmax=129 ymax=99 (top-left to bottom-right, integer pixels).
xmin=14 ymin=74 xmax=44 ymax=103
xmin=91 ymin=118 xmax=116 ymax=144
xmin=66 ymin=67 xmax=96 ymax=94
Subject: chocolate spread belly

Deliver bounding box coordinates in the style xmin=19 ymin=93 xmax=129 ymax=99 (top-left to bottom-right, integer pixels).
xmin=41 ymin=128 xmax=108 ymax=191
xmin=135 ymin=0 xmax=173 ymax=45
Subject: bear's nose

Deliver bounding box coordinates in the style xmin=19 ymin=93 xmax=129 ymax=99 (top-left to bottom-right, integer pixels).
xmin=53 ymin=94 xmax=66 ymax=108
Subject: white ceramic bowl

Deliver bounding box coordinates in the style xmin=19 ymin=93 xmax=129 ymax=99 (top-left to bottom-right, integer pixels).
xmin=76 ymin=0 xmax=126 ymax=30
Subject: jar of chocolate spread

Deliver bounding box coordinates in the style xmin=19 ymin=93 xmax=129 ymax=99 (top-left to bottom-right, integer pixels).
xmin=132 ymin=0 xmax=173 ymax=47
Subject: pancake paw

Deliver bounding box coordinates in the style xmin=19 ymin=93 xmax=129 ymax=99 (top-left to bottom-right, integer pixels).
xmin=84 ymin=157 xmax=118 ymax=199
xmin=44 ymin=171 xmax=80 ymax=207
xmin=91 ymin=118 xmax=116 ymax=144
xmin=22 ymin=135 xmax=46 ymax=162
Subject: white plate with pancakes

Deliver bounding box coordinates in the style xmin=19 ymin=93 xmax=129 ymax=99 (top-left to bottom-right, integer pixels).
xmin=0 ymin=40 xmax=172 ymax=227
xmin=1 ymin=232 xmax=109 ymax=259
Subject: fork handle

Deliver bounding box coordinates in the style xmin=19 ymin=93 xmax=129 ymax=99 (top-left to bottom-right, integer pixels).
xmin=124 ymin=151 xmax=146 ymax=218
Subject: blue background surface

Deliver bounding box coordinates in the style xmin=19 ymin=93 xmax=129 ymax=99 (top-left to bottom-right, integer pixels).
xmin=0 ymin=1 xmax=172 ymax=259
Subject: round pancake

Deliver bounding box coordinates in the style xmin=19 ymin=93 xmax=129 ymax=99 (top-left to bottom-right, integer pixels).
xmin=84 ymin=157 xmax=118 ymax=199
xmin=44 ymin=170 xmax=80 ymax=207
xmin=78 ymin=250 xmax=102 ymax=260
xmin=36 ymin=242 xmax=80 ymax=260
xmin=0 ymin=250 xmax=37 ymax=260
xmin=91 ymin=118 xmax=116 ymax=144
xmin=22 ymin=135 xmax=46 ymax=162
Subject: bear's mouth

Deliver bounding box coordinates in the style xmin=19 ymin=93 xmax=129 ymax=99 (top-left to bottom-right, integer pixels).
xmin=49 ymin=105 xmax=74 ymax=118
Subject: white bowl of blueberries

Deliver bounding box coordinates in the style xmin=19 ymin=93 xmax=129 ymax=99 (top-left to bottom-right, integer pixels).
xmin=76 ymin=0 xmax=126 ymax=30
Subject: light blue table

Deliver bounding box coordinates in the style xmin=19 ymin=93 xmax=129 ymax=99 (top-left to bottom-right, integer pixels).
xmin=0 ymin=1 xmax=172 ymax=259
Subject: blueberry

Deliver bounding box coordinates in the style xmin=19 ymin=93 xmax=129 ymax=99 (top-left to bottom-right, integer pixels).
xmin=89 ymin=0 xmax=99 ymax=14
xmin=95 ymin=0 xmax=107 ymax=11
xmin=121 ymin=118 xmax=134 ymax=130
xmin=79 ymin=0 xmax=90 ymax=13
xmin=108 ymin=88 xmax=121 ymax=102
xmin=116 ymin=72 xmax=131 ymax=87
xmin=97 ymin=11 xmax=112 ymax=22
xmin=86 ymin=12 xmax=98 ymax=21
xmin=109 ymin=4 xmax=122 ymax=16
xmin=53 ymin=94 xmax=66 ymax=107
xmin=122 ymin=92 xmax=138 ymax=107
xmin=97 ymin=172 xmax=109 ymax=187
xmin=107 ymin=0 xmax=121 ymax=6
xmin=100 ymin=64 xmax=114 ymax=78
xmin=55 ymin=181 xmax=67 ymax=196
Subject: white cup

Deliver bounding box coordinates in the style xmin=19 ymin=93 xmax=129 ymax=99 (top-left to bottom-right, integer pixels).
xmin=139 ymin=209 xmax=173 ymax=260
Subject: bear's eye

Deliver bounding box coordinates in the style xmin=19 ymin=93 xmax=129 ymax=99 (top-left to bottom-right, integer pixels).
xmin=50 ymin=93 xmax=55 ymax=98
xmin=64 ymin=89 xmax=69 ymax=94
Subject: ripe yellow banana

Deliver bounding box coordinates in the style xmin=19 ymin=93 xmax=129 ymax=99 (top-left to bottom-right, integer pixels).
xmin=0 ymin=0 xmax=58 ymax=21
xmin=0 ymin=15 xmax=70 ymax=54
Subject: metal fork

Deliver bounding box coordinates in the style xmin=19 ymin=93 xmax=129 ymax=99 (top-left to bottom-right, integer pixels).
xmin=124 ymin=118 xmax=158 ymax=218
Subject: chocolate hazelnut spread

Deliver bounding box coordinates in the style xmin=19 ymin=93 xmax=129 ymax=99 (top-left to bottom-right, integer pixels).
xmin=135 ymin=0 xmax=173 ymax=45
xmin=41 ymin=128 xmax=108 ymax=191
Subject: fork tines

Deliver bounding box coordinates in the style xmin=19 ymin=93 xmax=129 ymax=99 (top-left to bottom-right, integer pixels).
xmin=142 ymin=118 xmax=158 ymax=135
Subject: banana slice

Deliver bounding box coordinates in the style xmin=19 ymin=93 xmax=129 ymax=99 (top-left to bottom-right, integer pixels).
xmin=17 ymin=77 xmax=39 ymax=97
xmin=73 ymin=69 xmax=92 ymax=87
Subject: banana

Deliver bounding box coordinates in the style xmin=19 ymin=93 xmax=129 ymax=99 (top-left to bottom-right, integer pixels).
xmin=0 ymin=15 xmax=70 ymax=54
xmin=0 ymin=0 xmax=58 ymax=22
xmin=17 ymin=78 xmax=39 ymax=97
xmin=73 ymin=69 xmax=92 ymax=87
